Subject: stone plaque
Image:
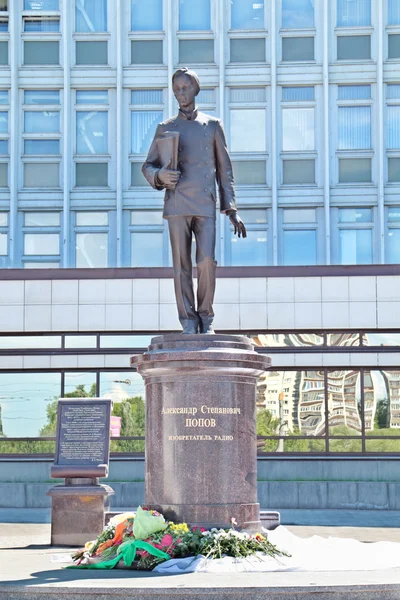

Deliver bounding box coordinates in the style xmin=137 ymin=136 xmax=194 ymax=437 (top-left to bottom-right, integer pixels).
xmin=55 ymin=398 xmax=112 ymax=467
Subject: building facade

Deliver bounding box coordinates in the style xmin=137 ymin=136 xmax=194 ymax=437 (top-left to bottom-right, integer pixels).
xmin=1 ymin=0 xmax=400 ymax=457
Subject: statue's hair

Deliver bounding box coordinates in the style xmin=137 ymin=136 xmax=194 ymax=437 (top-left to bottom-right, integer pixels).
xmin=172 ymin=67 xmax=200 ymax=96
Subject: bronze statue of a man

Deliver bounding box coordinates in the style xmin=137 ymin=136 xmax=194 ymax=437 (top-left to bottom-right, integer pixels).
xmin=142 ymin=68 xmax=246 ymax=334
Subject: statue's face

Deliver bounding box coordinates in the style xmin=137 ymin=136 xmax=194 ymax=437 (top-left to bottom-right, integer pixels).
xmin=173 ymin=74 xmax=197 ymax=110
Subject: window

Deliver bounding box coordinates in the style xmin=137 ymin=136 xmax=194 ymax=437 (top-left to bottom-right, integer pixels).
xmin=23 ymin=90 xmax=60 ymax=188
xmin=130 ymin=210 xmax=166 ymax=266
xmin=282 ymin=37 xmax=314 ymax=61
xmin=76 ymin=41 xmax=108 ymax=65
xmin=76 ymin=0 xmax=107 ymax=32
xmin=337 ymin=0 xmax=371 ymax=26
xmin=23 ymin=1 xmax=60 ymax=66
xmin=75 ymin=90 xmax=108 ymax=187
xmin=231 ymin=0 xmax=264 ymax=29
xmin=389 ymin=0 xmax=400 ymax=24
xmin=232 ymin=160 xmax=266 ymax=184
xmin=339 ymin=157 xmax=371 ymax=182
xmin=130 ymin=89 xmax=163 ymax=185
xmin=22 ymin=212 xmax=61 ymax=268
xmin=387 ymin=207 xmax=400 ymax=263
xmin=283 ymin=159 xmax=315 ymax=184
xmin=227 ymin=209 xmax=268 ymax=266
xmin=0 ymin=0 xmax=7 ymax=34
xmin=0 ymin=212 xmax=7 ymax=260
xmin=230 ymin=38 xmax=265 ymax=62
xmin=0 ymin=90 xmax=8 ymax=182
xmin=282 ymin=209 xmax=318 ymax=265
xmin=131 ymin=0 xmax=162 ymax=31
xmin=337 ymin=208 xmax=373 ymax=264
xmin=337 ymin=35 xmax=371 ymax=60
xmin=179 ymin=40 xmax=214 ymax=63
xmin=386 ymin=84 xmax=400 ymax=182
xmin=24 ymin=0 xmax=59 ymax=8
xmin=74 ymin=211 xmax=109 ymax=267
xmin=131 ymin=40 xmax=163 ymax=64
xmin=230 ymin=109 xmax=266 ymax=152
xmin=179 ymin=0 xmax=210 ymax=30
xmin=24 ymin=41 xmax=59 ymax=65
xmin=282 ymin=108 xmax=314 ymax=151
xmin=282 ymin=0 xmax=314 ymax=28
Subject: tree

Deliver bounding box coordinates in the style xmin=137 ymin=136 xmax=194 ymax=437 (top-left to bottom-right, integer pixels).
xmin=374 ymin=399 xmax=389 ymax=430
xmin=0 ymin=405 xmax=3 ymax=437
xmin=256 ymin=409 xmax=280 ymax=452
xmin=111 ymin=396 xmax=145 ymax=453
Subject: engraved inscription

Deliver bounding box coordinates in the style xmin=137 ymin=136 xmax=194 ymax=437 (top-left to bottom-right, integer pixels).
xmin=58 ymin=404 xmax=108 ymax=465
xmin=162 ymin=405 xmax=240 ymax=441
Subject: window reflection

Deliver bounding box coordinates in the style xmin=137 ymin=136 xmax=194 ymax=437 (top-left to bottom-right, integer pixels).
xmin=327 ymin=333 xmax=360 ymax=347
xmin=327 ymin=370 xmax=361 ymax=435
xmin=0 ymin=336 xmax=61 ymax=349
xmin=253 ymin=333 xmax=323 ymax=347
xmin=64 ymin=372 xmax=97 ymax=397
xmin=100 ymin=335 xmax=153 ymax=348
xmin=64 ymin=335 xmax=97 ymax=349
xmin=100 ymin=372 xmax=145 ymax=402
xmin=363 ymin=333 xmax=400 ymax=346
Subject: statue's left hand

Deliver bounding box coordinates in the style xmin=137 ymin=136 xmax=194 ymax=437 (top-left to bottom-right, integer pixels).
xmin=229 ymin=213 xmax=247 ymax=238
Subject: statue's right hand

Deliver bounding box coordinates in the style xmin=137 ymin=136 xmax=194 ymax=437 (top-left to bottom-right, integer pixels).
xmin=157 ymin=160 xmax=180 ymax=189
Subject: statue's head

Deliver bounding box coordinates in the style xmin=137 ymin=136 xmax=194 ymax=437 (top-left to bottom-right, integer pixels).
xmin=172 ymin=67 xmax=200 ymax=110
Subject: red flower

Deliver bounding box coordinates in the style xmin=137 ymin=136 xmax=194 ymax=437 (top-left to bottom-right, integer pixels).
xmin=192 ymin=527 xmax=207 ymax=533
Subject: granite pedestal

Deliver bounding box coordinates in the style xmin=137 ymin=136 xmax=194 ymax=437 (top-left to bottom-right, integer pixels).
xmin=132 ymin=334 xmax=271 ymax=531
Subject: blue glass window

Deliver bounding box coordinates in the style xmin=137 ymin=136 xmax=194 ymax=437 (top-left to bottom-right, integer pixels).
xmin=24 ymin=19 xmax=59 ymax=31
xmin=337 ymin=0 xmax=371 ymax=26
xmin=131 ymin=0 xmax=162 ymax=31
xmin=131 ymin=89 xmax=163 ymax=104
xmin=24 ymin=140 xmax=60 ymax=155
xmin=131 ymin=232 xmax=163 ymax=266
xmin=388 ymin=229 xmax=400 ymax=262
xmin=388 ymin=0 xmax=400 ymax=25
xmin=339 ymin=229 xmax=372 ymax=264
xmin=282 ymin=86 xmax=315 ymax=101
xmin=387 ymin=84 xmax=400 ymax=99
xmin=0 ymin=91 xmax=8 ymax=104
xmin=338 ymin=85 xmax=371 ymax=100
xmin=231 ymin=229 xmax=267 ymax=266
xmin=282 ymin=0 xmax=314 ymax=28
xmin=0 ymin=111 xmax=7 ymax=133
xmin=283 ymin=230 xmax=317 ymax=265
xmin=387 ymin=106 xmax=400 ymax=149
xmin=24 ymin=111 xmax=59 ymax=133
xmin=179 ymin=0 xmax=210 ymax=30
xmin=76 ymin=90 xmax=108 ymax=104
xmin=0 ymin=140 xmax=7 ymax=154
xmin=76 ymin=111 xmax=108 ymax=154
xmin=338 ymin=106 xmax=371 ymax=149
xmin=131 ymin=110 xmax=162 ymax=154
xmin=231 ymin=0 xmax=264 ymax=30
xmin=76 ymin=0 xmax=107 ymax=32
xmin=24 ymin=0 xmax=59 ymax=8
xmin=339 ymin=208 xmax=372 ymax=222
xmin=24 ymin=90 xmax=60 ymax=105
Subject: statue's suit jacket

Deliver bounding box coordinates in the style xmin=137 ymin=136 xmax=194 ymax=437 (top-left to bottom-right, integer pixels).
xmin=142 ymin=109 xmax=237 ymax=219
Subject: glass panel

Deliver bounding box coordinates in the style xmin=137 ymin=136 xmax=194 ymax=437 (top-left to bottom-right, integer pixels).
xmin=131 ymin=162 xmax=148 ymax=185
xmin=230 ymin=229 xmax=267 ymax=266
xmin=131 ymin=89 xmax=163 ymax=105
xmin=179 ymin=39 xmax=214 ymax=63
xmin=24 ymin=163 xmax=59 ymax=187
xmin=131 ymin=40 xmax=163 ymax=64
xmin=387 ymin=84 xmax=400 ymax=99
xmin=131 ymin=0 xmax=162 ymax=30
xmin=0 ymin=162 xmax=7 ymax=186
xmin=283 ymin=209 xmax=316 ymax=223
xmin=197 ymin=88 xmax=215 ymax=104
xmin=338 ymin=85 xmax=371 ymax=100
xmin=24 ymin=90 xmax=60 ymax=105
xmin=131 ymin=231 xmax=163 ymax=266
xmin=76 ymin=111 xmax=108 ymax=154
xmin=100 ymin=371 xmax=145 ymax=401
xmin=0 ymin=372 xmax=61 ymax=439
xmin=329 ymin=439 xmax=362 ymax=452
xmin=389 ymin=0 xmax=400 ymax=24
xmin=338 ymin=106 xmax=371 ymax=149
xmin=0 ymin=335 xmax=61 ymax=349
xmin=231 ymin=0 xmax=264 ymax=29
xmin=24 ymin=212 xmax=60 ymax=226
xmin=76 ymin=90 xmax=108 ymax=104
xmin=76 ymin=211 xmax=108 ymax=226
xmin=0 ymin=140 xmax=8 ymax=154
xmin=338 ymin=158 xmax=371 ymax=183
xmin=131 ymin=110 xmax=162 ymax=154
xmin=179 ymin=0 xmax=210 ymax=30
xmin=76 ymin=162 xmax=108 ymax=186
xmin=24 ymin=140 xmax=60 ymax=155
xmin=339 ymin=229 xmax=372 ymax=264
xmin=24 ymin=41 xmax=59 ymax=65
xmin=364 ymin=333 xmax=400 ymax=346
xmin=100 ymin=335 xmax=153 ymax=348
xmin=282 ymin=0 xmax=314 ymax=28
xmin=24 ymin=111 xmax=59 ymax=133
xmin=24 ymin=19 xmax=59 ymax=31
xmin=387 ymin=106 xmax=400 ymax=149
xmin=282 ymin=86 xmax=314 ymax=101
xmin=327 ymin=370 xmax=362 ymax=436
xmin=131 ymin=210 xmax=163 ymax=225
xmin=388 ymin=207 xmax=400 ymax=221
xmin=76 ymin=232 xmax=108 ymax=267
xmin=240 ymin=209 xmax=267 ymax=223
xmin=232 ymin=160 xmax=266 ymax=184
xmin=388 ymin=157 xmax=400 ymax=182
xmin=64 ymin=372 xmax=97 ymax=397
xmin=0 ymin=90 xmax=8 ymax=104
xmin=253 ymin=333 xmax=323 ymax=347
xmin=337 ymin=35 xmax=371 ymax=60
xmin=338 ymin=208 xmax=372 ymax=222
xmin=64 ymin=335 xmax=97 ymax=348
xmin=283 ymin=159 xmax=315 ymax=184
xmin=24 ymin=261 xmax=59 ymax=268
xmin=24 ymin=0 xmax=59 ymax=8
xmin=24 ymin=233 xmax=59 ymax=255
xmin=230 ymin=87 xmax=266 ymax=102
xmin=282 ymin=108 xmax=314 ymax=151
xmin=387 ymin=229 xmax=400 ymax=263
xmin=337 ymin=0 xmax=371 ymax=26
xmin=76 ymin=0 xmax=107 ymax=32
xmin=0 ymin=231 xmax=6 ymax=255
xmin=0 ymin=42 xmax=7 ymax=65
xmin=0 ymin=111 xmax=7 ymax=133
xmin=282 ymin=37 xmax=314 ymax=61
xmin=0 ymin=1 xmax=6 ymax=9
xmin=327 ymin=333 xmax=360 ymax=346
xmin=230 ymin=38 xmax=265 ymax=62
xmin=230 ymin=108 xmax=266 ymax=151
xmin=283 ymin=230 xmax=317 ymax=265
xmin=0 ymin=212 xmax=7 ymax=225
xmin=76 ymin=41 xmax=108 ymax=65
